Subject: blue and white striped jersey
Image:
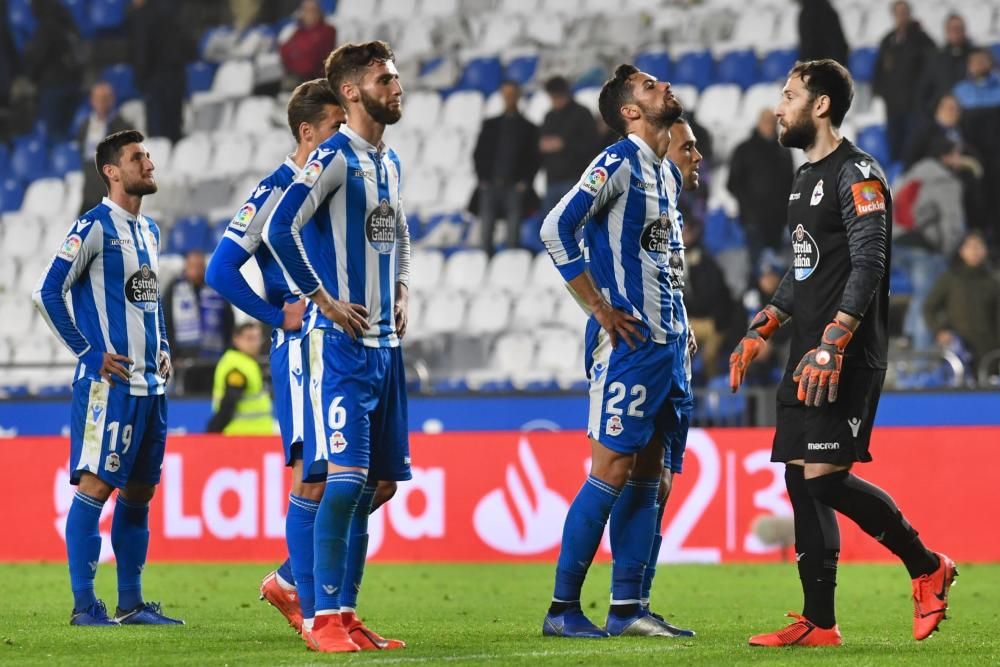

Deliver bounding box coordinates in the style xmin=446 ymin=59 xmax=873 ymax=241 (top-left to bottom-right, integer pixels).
xmin=264 ymin=125 xmax=411 ymax=348
xmin=541 ymin=134 xmax=686 ymax=344
xmin=33 ymin=197 xmax=168 ymax=396
xmin=217 ymin=156 xmax=319 ymax=349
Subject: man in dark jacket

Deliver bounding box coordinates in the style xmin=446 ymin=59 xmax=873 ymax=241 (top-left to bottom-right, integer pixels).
xmin=77 ymin=82 xmax=130 ymax=214
xmin=472 ymin=80 xmax=540 ymax=255
xmin=24 ymin=0 xmax=82 ymax=141
xmin=727 ymin=108 xmax=794 ymax=270
xmin=919 ymin=13 xmax=974 ymax=111
xmin=539 ymin=75 xmax=598 ymax=215
xmin=797 ymin=0 xmax=849 ymax=67
xmin=873 ymin=1 xmax=936 ymax=163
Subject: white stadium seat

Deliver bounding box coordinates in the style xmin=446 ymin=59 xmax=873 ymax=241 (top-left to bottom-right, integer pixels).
xmin=422 ymin=129 xmax=468 ymax=172
xmin=402 ymin=169 xmax=442 ymax=212
xmin=233 ymin=96 xmax=277 ymax=135
xmin=2 ymin=216 xmax=43 ymax=261
xmin=509 ymin=289 xmax=557 ymax=330
xmin=252 ymin=130 xmax=294 ymax=173
xmin=420 ymin=289 xmax=467 ymax=335
xmin=16 ymin=256 xmax=50 ymax=296
xmin=671 ymin=84 xmax=699 ymax=111
xmin=12 ymin=177 xmax=65 ymax=221
xmin=144 ymin=136 xmax=173 ymax=170
xmin=524 ymin=90 xmax=553 ymax=125
xmin=439 ymin=171 xmax=476 ymax=211
xmin=0 ymin=257 xmax=18 ymax=295
xmin=209 ymin=135 xmax=254 ymax=178
xmin=484 ymin=248 xmax=533 ymax=292
xmin=441 ymin=91 xmax=485 ymax=133
xmin=168 ymin=134 xmax=214 ymax=182
xmin=399 ymin=91 xmax=442 ymax=131
xmin=694 ymin=84 xmax=743 ymax=130
xmin=528 ymin=250 xmax=567 ymax=292
xmin=464 ymin=290 xmax=512 ymax=334
xmin=0 ymin=296 xmax=36 ymax=338
xmin=335 ymin=0 xmax=379 ymax=20
xmin=554 ymin=292 xmax=590 ymax=331
xmin=409 ymin=248 xmax=445 ymax=294
xmin=442 ymin=248 xmax=488 ymax=291
xmin=573 ymin=87 xmax=601 ymax=114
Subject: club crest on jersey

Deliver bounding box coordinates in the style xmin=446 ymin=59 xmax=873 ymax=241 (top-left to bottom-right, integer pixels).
xmin=640 ymin=211 xmax=672 ymax=266
xmin=792 ymin=224 xmax=820 ymax=281
xmin=667 ymin=249 xmax=685 ymax=290
xmin=810 ymin=179 xmax=824 ymax=206
xmin=606 ymin=415 xmax=624 ymax=437
xmin=127 ymin=264 xmax=159 ymax=311
xmin=366 ymin=198 xmax=396 ymax=254
xmin=58 ymin=234 xmax=82 ymax=261
xmin=851 ymin=180 xmax=886 ymax=216
xmin=229 ymin=202 xmax=256 ymax=232
xmin=581 ymin=166 xmax=608 ymax=195
xmin=299 ymin=160 xmax=323 ymax=187
xmin=105 ymin=453 xmax=121 ymax=473
xmin=329 ymin=430 xmax=347 ymax=454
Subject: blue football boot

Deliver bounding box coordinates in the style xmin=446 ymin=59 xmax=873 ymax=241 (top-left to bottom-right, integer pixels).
xmin=606 ymin=608 xmax=688 ymax=637
xmin=115 ymin=601 xmax=185 ymax=625
xmin=645 ymin=608 xmax=697 ymax=637
xmin=70 ymin=600 xmax=119 ymax=626
xmin=543 ymin=607 xmax=610 ymax=638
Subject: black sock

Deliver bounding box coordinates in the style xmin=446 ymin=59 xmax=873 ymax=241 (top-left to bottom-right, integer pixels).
xmin=806 ymin=471 xmax=939 ymax=579
xmin=548 ymin=600 xmax=580 ymax=615
xmin=786 ymin=465 xmax=840 ymax=629
xmin=609 ymin=602 xmax=640 ymax=618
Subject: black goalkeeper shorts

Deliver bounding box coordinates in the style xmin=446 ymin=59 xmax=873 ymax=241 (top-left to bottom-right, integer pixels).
xmin=771 ymin=366 xmax=886 ymax=465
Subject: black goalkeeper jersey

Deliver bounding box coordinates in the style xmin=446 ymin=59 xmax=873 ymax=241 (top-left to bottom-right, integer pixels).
xmin=771 ymin=139 xmax=891 ymax=371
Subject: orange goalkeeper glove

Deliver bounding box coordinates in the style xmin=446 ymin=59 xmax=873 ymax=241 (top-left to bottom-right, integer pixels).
xmin=729 ymin=308 xmax=781 ymax=393
xmin=793 ymin=320 xmax=853 ymax=406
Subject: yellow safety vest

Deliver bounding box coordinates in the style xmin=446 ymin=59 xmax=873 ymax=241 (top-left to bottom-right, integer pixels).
xmin=211 ymin=349 xmax=274 ymax=435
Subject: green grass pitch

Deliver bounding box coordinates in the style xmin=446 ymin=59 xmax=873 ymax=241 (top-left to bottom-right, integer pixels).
xmin=1 ymin=562 xmax=997 ymax=665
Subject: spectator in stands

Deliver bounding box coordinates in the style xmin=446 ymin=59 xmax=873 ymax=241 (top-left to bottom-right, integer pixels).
xmin=952 ymin=48 xmax=1000 ymax=109
xmin=207 ymin=322 xmax=274 ymax=434
xmin=726 ymin=108 xmax=794 ymax=271
xmin=893 ymin=136 xmax=967 ymax=351
xmin=0 ymin=0 xmax=17 ymax=142
xmin=923 ymin=231 xmax=1000 ymax=369
xmin=77 ymin=82 xmax=130 ymax=215
xmin=797 ymin=0 xmax=849 ymax=67
xmin=739 ymin=249 xmax=792 ymax=386
xmin=873 ymin=0 xmax=936 ymax=163
xmin=919 ymin=13 xmax=974 ymax=111
xmin=472 ymin=80 xmax=539 ymax=255
xmin=279 ymin=0 xmax=336 ymax=87
xmin=682 ymin=217 xmax=734 ymax=380
xmin=164 ymin=250 xmax=235 ymax=393
xmin=539 ymin=75 xmax=598 ymax=215
xmin=23 ymin=0 xmax=83 ymax=141
xmin=129 ymin=0 xmax=194 ymax=142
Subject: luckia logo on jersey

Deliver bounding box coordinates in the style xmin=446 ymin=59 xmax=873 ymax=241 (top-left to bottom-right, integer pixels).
xmin=792 ymin=224 xmax=820 ymax=281
xmin=127 ymin=264 xmax=159 ymax=311
xmin=366 ymin=198 xmax=396 ymax=254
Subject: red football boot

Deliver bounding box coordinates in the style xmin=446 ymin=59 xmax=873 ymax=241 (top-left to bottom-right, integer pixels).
xmin=343 ymin=610 xmax=406 ymax=650
xmin=304 ymin=614 xmax=360 ymax=653
xmin=912 ymin=552 xmax=958 ymax=640
xmin=748 ymin=612 xmax=842 ymax=647
xmin=259 ymin=571 xmax=303 ymax=633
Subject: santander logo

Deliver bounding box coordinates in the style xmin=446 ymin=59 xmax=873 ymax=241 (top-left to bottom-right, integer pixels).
xmin=473 ymin=436 xmax=569 ymax=555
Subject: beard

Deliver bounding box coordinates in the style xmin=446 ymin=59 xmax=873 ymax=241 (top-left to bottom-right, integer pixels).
xmin=642 ymin=96 xmax=683 ymax=129
xmin=778 ymin=114 xmax=817 ymax=149
xmin=124 ymin=179 xmax=158 ymax=196
xmin=361 ymin=89 xmax=402 ymax=125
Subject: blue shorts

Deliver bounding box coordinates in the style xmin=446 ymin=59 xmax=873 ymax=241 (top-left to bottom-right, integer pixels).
xmin=270 ymin=337 xmax=309 ymax=465
xmin=69 ymin=378 xmax=167 ymax=488
xmin=585 ymin=318 xmax=687 ymax=455
xmin=301 ymin=329 xmax=412 ymax=483
xmin=663 ymin=329 xmax=695 ymax=474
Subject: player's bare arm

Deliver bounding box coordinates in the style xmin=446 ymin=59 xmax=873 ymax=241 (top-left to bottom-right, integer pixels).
xmin=394 ymin=282 xmax=409 ymax=339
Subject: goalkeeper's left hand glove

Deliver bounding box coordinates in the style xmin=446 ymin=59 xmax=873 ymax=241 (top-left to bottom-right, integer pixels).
xmin=793 ymin=320 xmax=853 ymax=406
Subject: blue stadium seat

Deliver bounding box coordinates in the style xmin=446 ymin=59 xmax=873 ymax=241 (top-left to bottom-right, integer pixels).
xmin=10 ymin=137 xmax=49 ymax=182
xmin=716 ymin=49 xmax=758 ymax=89
xmin=889 ymin=266 xmax=913 ymax=296
xmin=102 ymin=63 xmax=138 ymax=103
xmin=703 ymin=208 xmax=744 ymax=255
xmin=760 ymin=48 xmax=797 ymax=82
xmin=167 ymin=216 xmax=214 ymax=254
xmin=672 ymin=50 xmax=714 ymax=90
xmin=318 ymin=0 xmax=336 ymax=13
xmin=849 ymin=47 xmax=878 ymax=84
xmin=50 ymin=141 xmax=81 ymax=177
xmin=0 ymin=179 xmax=26 ymax=213
xmin=7 ymin=0 xmax=35 ymax=51
xmin=186 ymin=61 xmax=217 ymax=96
xmin=883 ymin=160 xmax=904 ymax=186
xmin=60 ymin=0 xmax=93 ymax=38
xmin=70 ymin=100 xmax=91 ymax=136
xmin=857 ymin=125 xmax=890 ymax=167
xmin=89 ymin=0 xmax=127 ymax=32
xmin=505 ymin=55 xmax=539 ymax=86
xmin=635 ymin=51 xmax=672 ymax=83
xmin=991 ymin=43 xmax=1000 ymax=65
xmin=0 ymin=143 xmax=8 ymax=175
xmin=457 ymin=57 xmax=503 ymax=96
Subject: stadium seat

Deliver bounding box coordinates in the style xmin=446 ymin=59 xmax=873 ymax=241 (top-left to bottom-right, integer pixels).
xmin=251 ymin=130 xmax=292 ymax=172
xmin=510 ymin=289 xmax=557 ymax=330
xmin=554 ymin=294 xmax=589 ymax=331
xmin=849 ymin=48 xmax=878 ymax=84
xmin=420 ymin=0 xmax=458 ymax=17
xmin=760 ymin=48 xmax=797 ymax=82
xmin=441 ymin=91 xmax=485 ymax=133
xmin=0 ymin=179 xmax=25 ymax=214
xmin=8 ymin=0 xmax=35 ymax=49
xmin=422 ymin=128 xmax=467 ymax=172
xmin=420 ymin=290 xmax=467 ymax=336
xmin=695 ymin=84 xmax=743 ymax=129
xmin=168 ymin=134 xmax=213 ymax=182
xmin=456 ymin=57 xmax=504 ymax=96
xmin=101 ymin=63 xmax=138 ymax=103
xmin=523 ymin=12 xmax=565 ymax=47
xmin=402 ymin=169 xmax=442 ymax=213
xmin=442 ymin=249 xmax=488 ymax=292
xmin=724 ymin=7 xmax=777 ymax=54
xmin=387 ymin=127 xmax=422 ymax=166
xmin=209 ymin=135 xmax=254 ymax=178
xmin=118 ymin=99 xmax=146 ymax=133
xmin=336 ymin=0 xmax=378 ymax=18
xmin=716 ymin=49 xmax=758 ymax=89
xmin=465 ymin=331 xmax=535 ymax=389
xmin=399 ymin=91 xmax=442 ymax=131
xmin=528 ymin=251 xmax=565 ymax=292
xmin=10 ymin=137 xmax=49 ymax=182
xmin=167 ymin=216 xmax=214 ymax=254
xmin=49 ymin=142 xmax=81 ymax=177
xmin=499 ymin=0 xmax=537 ymax=14
xmin=409 ymin=248 xmax=445 ymax=294
xmin=534 ymin=326 xmax=581 ymax=374
xmin=635 ymin=51 xmax=672 ymax=83
xmin=232 ymin=96 xmax=276 ymax=136
xmin=0 ymin=255 xmax=17 ymax=294
xmin=505 ymin=54 xmax=538 ymax=85
xmin=670 ymin=83 xmax=699 ymax=110
xmin=89 ymin=0 xmax=127 ymax=32
xmin=573 ymin=86 xmax=601 ymax=114
xmin=740 ymin=82 xmax=781 ymax=124
xmin=1 ymin=215 xmax=42 ymax=261
xmin=524 ymin=90 xmax=553 ymax=125
xmin=477 ymin=16 xmax=524 ymax=55
xmin=13 ymin=177 xmax=65 ymax=220
xmin=704 ymin=207 xmax=744 ymax=255
xmin=856 ymin=125 xmax=891 ymax=167
xmin=484 ymin=248 xmax=533 ymax=292
xmin=439 ymin=171 xmax=476 ymax=211
xmin=465 ymin=290 xmax=512 ymax=334
xmin=186 ymin=61 xmax=218 ymax=97
xmin=194 ymin=59 xmax=255 ymax=104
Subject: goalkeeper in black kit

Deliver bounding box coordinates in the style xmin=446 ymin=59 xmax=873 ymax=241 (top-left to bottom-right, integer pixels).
xmin=728 ymin=59 xmax=956 ymax=647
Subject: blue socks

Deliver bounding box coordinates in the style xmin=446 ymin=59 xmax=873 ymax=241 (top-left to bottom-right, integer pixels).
xmin=286 ymin=494 xmax=319 ymax=619
xmin=609 ymin=478 xmax=659 ymax=609
xmin=553 ymin=476 xmax=621 ymax=603
xmin=640 ymin=499 xmax=668 ymax=604
xmin=66 ymin=491 xmax=104 ymax=611
xmin=340 ymin=483 xmax=376 ymax=610
xmin=111 ymin=496 xmax=149 ymax=611
xmin=314 ymin=472 xmax=366 ymax=615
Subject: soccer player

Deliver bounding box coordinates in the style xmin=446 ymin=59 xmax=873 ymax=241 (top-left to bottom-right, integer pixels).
xmin=264 ymin=40 xmax=411 ymax=653
xmin=32 ymin=130 xmax=183 ymax=626
xmin=540 ymin=64 xmax=689 ymax=638
xmin=728 ymin=59 xmax=956 ymax=646
xmin=204 ymin=79 xmax=400 ymax=647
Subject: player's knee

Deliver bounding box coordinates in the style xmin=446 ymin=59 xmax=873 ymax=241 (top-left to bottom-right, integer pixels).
xmin=804 ymin=469 xmax=850 ymax=505
xmin=77 ymin=472 xmax=114 ymax=503
xmin=372 ymin=481 xmax=397 ymax=512
xmin=589 ymin=455 xmax=634 ymax=489
xmin=120 ymin=482 xmax=156 ymax=505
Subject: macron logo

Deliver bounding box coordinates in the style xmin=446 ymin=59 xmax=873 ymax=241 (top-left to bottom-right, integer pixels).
xmin=322 ymin=585 xmax=338 ymax=595
xmin=855 ymin=161 xmax=872 ymax=179
xmin=604 ymin=153 xmax=621 ymax=166
xmin=252 ymin=185 xmax=270 ymax=199
xmin=807 ymin=442 xmax=840 ymax=450
xmin=314 ymin=147 xmax=334 ymax=159
xmin=76 ymin=219 xmax=92 ymax=232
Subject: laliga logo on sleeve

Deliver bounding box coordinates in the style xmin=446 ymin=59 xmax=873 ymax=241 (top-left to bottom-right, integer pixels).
xmin=298 ymin=160 xmax=324 ymax=187
xmin=54 ymin=462 xmax=115 ymax=563
xmin=581 ymin=166 xmax=609 ymax=195
xmin=229 ymin=203 xmax=256 ymax=232
xmin=473 ymin=436 xmax=569 ymax=555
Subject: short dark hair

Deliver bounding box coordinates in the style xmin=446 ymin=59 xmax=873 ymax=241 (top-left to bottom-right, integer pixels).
xmin=95 ymin=129 xmax=145 ymax=189
xmin=544 ymin=75 xmax=570 ymax=96
xmin=598 ymin=64 xmax=639 ymax=137
xmin=324 ymin=40 xmax=395 ymax=107
xmin=287 ymin=78 xmax=340 ymax=142
xmin=233 ymin=322 xmax=259 ymax=337
xmin=788 ymin=59 xmax=854 ymax=127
